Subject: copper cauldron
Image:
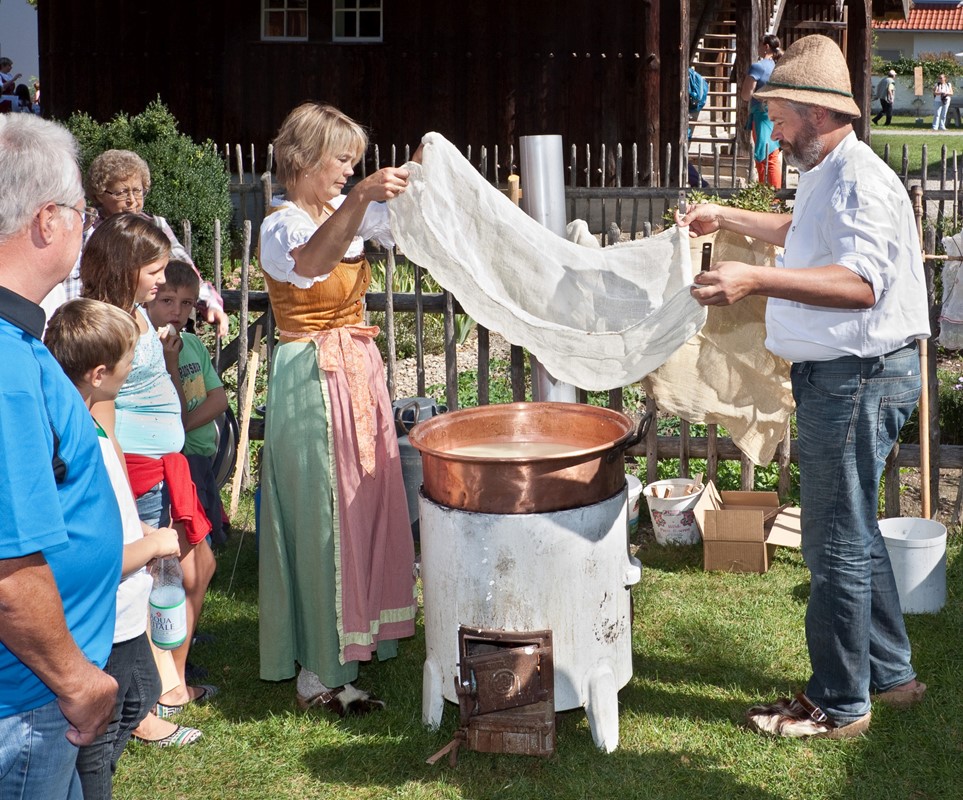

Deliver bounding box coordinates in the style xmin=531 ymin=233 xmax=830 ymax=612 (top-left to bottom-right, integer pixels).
xmin=407 ymin=402 xmax=651 ymax=514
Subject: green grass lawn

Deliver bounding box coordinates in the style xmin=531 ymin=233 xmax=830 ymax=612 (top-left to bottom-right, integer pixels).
xmin=114 ymin=494 xmax=962 ymax=799
xmin=870 ymin=115 xmax=963 ymax=177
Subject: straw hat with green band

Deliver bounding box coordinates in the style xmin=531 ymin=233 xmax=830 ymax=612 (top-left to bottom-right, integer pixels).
xmin=753 ymin=34 xmax=861 ymax=118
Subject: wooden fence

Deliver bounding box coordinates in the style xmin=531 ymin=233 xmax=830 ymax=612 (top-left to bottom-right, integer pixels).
xmin=203 ymin=140 xmax=963 ymax=521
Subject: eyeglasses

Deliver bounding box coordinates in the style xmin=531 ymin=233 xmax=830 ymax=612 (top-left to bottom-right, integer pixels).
xmin=102 ymin=186 xmax=146 ymax=200
xmin=55 ymin=204 xmax=99 ymax=232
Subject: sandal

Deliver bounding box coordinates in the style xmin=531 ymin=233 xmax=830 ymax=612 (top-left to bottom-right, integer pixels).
xmin=746 ymin=693 xmax=871 ymax=739
xmin=155 ymin=684 xmax=219 ymax=719
xmin=874 ymin=679 xmax=927 ymax=709
xmin=296 ymin=683 xmax=385 ymax=718
xmin=131 ymin=724 xmax=203 ymax=747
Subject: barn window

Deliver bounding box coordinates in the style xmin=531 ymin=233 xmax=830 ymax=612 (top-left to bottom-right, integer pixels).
xmin=262 ymin=0 xmax=309 ymax=41
xmin=333 ymin=0 xmax=383 ymax=42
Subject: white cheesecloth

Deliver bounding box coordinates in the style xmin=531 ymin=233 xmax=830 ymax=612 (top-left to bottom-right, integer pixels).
xmin=939 ymin=231 xmax=963 ymax=350
xmin=388 ymin=132 xmax=707 ymax=391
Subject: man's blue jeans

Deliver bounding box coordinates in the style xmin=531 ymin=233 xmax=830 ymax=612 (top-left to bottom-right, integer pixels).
xmin=0 ymin=699 xmax=83 ymax=799
xmin=792 ymin=344 xmax=921 ymax=725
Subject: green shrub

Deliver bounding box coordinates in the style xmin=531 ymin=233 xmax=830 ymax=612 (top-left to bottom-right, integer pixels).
xmin=668 ymin=182 xmax=788 ymax=226
xmin=62 ymin=98 xmax=233 ymax=279
xmin=427 ymin=358 xmax=522 ymax=409
xmin=880 ymin=52 xmax=960 ymax=82
xmin=901 ymin=365 xmax=963 ymax=445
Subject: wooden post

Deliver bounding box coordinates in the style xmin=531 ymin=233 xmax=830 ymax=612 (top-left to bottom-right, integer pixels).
xmin=237 ymin=222 xmax=251 ymax=393
xmin=777 ymin=424 xmax=791 ymax=499
xmin=645 ymin=397 xmax=659 ymax=487
xmin=847 ymin=0 xmax=873 ymax=143
xmin=181 ymin=220 xmax=192 ymax=260
xmin=912 ymin=185 xmax=931 ymax=518
xmin=230 ymin=324 xmax=262 ymax=518
xmin=641 ymin=0 xmax=660 ymax=186
xmin=706 ymin=423 xmax=718 ymax=485
xmin=443 ymin=289 xmax=457 ymax=411
xmin=923 ymin=225 xmax=940 ymax=514
xmin=414 ymin=262 xmax=425 ymax=396
xmin=213 ymin=218 xmax=222 ymax=373
xmin=507 ymin=173 xmax=520 ymax=205
xmin=235 ymin=143 xmax=244 ymax=185
xmin=385 ymin=248 xmax=397 ymax=400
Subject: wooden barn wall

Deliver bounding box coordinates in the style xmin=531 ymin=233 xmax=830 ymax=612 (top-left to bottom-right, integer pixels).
xmin=39 ymin=0 xmax=667 ymax=171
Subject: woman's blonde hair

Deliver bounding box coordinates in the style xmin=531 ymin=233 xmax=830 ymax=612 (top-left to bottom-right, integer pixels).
xmin=273 ymin=103 xmax=368 ymax=187
xmin=81 ymin=213 xmax=171 ymax=313
xmin=44 ymin=298 xmax=140 ymax=384
xmin=86 ymin=149 xmax=152 ymax=200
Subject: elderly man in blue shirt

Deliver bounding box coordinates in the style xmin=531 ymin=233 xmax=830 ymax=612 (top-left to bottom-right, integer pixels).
xmin=0 ymin=114 xmax=121 ymax=797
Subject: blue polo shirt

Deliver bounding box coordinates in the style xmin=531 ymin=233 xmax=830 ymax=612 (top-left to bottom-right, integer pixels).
xmin=0 ymin=286 xmax=122 ymax=717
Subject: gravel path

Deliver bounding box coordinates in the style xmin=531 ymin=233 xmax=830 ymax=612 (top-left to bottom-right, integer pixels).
xmin=389 ymin=329 xmax=513 ymax=400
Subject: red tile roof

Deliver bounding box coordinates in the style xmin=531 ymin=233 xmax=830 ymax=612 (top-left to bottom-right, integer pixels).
xmin=874 ymin=4 xmax=963 ymax=31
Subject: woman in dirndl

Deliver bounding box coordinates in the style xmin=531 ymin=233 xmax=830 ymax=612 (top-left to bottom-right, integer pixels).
xmin=257 ymin=103 xmax=417 ymax=715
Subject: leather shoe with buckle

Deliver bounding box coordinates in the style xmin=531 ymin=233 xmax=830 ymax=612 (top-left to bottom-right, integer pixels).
xmin=296 ymin=683 xmax=385 ymax=718
xmin=746 ymin=693 xmax=871 ymax=739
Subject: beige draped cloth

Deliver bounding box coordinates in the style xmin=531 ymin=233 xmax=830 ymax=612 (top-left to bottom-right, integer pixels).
xmin=641 ymin=231 xmax=793 ymax=465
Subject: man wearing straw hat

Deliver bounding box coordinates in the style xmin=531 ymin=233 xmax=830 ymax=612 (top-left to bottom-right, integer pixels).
xmin=677 ymin=34 xmax=930 ymax=739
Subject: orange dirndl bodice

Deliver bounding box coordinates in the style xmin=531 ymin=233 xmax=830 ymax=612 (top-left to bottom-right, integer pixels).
xmin=263 ymin=254 xmax=381 ymax=474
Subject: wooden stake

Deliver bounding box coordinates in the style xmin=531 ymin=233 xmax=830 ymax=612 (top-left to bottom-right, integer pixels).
xmin=230 ymin=324 xmax=262 ymax=518
xmin=920 ymin=337 xmax=931 ymax=519
xmin=912 ymin=186 xmax=931 ymax=519
xmin=507 ymin=173 xmax=520 ymax=205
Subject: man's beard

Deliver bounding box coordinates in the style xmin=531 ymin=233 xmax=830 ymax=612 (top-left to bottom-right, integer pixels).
xmin=781 ymin=119 xmax=823 ymax=171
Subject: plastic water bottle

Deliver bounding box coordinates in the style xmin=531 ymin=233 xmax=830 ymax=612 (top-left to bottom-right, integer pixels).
xmin=148 ymin=557 xmax=188 ymax=650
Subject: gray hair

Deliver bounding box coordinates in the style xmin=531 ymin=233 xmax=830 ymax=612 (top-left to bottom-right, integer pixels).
xmin=0 ymin=115 xmax=83 ymax=241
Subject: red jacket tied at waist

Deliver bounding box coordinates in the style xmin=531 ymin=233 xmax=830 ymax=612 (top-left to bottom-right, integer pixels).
xmin=125 ymin=452 xmax=212 ymax=545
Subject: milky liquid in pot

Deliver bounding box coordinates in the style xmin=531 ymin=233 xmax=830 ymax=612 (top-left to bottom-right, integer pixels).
xmin=444 ymin=441 xmax=580 ymax=458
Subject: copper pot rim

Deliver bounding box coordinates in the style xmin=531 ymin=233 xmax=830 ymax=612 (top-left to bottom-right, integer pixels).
xmin=407 ymin=401 xmax=636 ymax=463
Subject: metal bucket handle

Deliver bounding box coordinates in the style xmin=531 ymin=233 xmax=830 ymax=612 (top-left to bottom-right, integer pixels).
xmin=394 ymin=400 xmax=423 ymax=436
xmin=606 ymin=411 xmax=653 ymax=463
xmin=395 ymin=398 xmax=448 ymax=436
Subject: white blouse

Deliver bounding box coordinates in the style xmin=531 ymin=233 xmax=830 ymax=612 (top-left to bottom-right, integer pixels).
xmin=259 ymin=196 xmax=393 ymax=289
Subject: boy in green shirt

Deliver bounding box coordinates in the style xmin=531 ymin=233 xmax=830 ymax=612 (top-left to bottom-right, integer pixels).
xmin=147 ymin=260 xmax=229 ymax=546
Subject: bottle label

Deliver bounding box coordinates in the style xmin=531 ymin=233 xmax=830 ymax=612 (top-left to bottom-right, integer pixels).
xmin=149 ymin=589 xmax=188 ymax=650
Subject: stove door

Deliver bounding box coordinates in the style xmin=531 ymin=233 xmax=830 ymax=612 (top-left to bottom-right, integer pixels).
xmin=457 ymin=628 xmax=553 ymax=716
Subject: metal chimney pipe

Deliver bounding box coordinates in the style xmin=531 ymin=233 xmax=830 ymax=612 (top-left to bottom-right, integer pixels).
xmin=519 ymin=135 xmax=577 ymax=403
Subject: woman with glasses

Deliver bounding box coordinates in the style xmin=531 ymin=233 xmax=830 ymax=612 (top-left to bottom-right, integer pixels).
xmin=81 ymin=149 xmax=229 ymax=335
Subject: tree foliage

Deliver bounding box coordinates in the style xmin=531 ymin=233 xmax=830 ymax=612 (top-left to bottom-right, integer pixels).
xmin=63 ymin=98 xmax=233 ymax=278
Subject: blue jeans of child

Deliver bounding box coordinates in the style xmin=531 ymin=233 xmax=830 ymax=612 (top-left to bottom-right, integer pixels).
xmin=0 ymin=699 xmax=83 ymax=800
xmin=792 ymin=344 xmax=921 ymax=725
xmin=135 ymin=481 xmax=169 ymax=528
xmin=75 ymin=633 xmax=161 ymax=800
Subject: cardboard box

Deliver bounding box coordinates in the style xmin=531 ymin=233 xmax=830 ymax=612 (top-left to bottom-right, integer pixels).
xmin=693 ymin=481 xmax=801 ymax=573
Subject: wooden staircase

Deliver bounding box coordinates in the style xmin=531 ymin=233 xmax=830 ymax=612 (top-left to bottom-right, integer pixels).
xmin=687 ymin=2 xmax=751 ymax=185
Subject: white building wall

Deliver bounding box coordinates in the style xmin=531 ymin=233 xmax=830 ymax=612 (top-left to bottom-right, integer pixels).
xmin=875 ymin=30 xmax=963 ymax=61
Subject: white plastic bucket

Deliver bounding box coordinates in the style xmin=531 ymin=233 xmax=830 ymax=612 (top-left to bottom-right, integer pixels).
xmin=879 ymin=517 xmax=947 ymax=614
xmin=644 ymin=478 xmax=705 ymax=546
xmin=626 ymin=474 xmax=643 ymax=533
